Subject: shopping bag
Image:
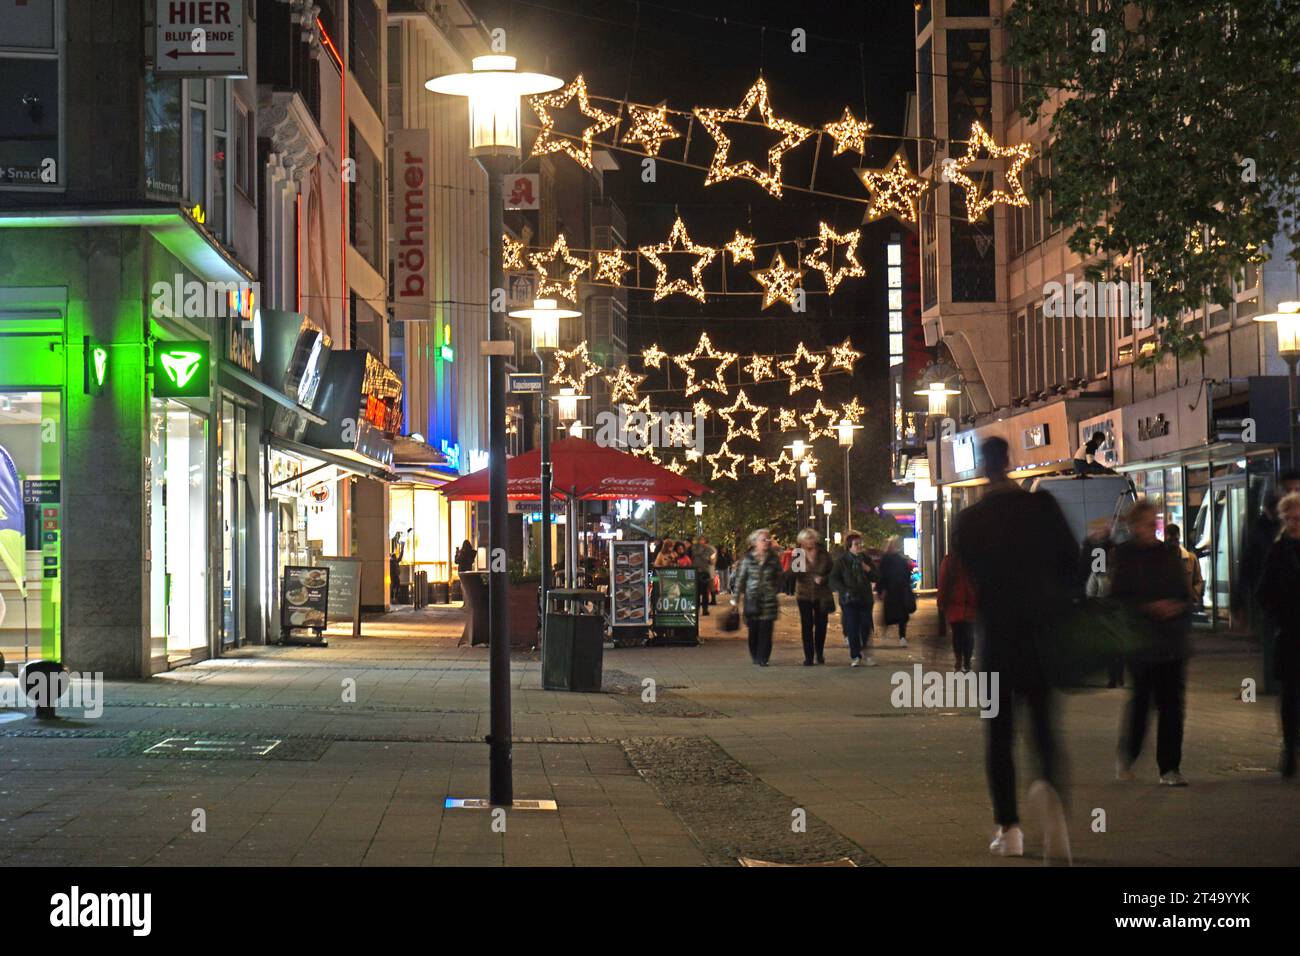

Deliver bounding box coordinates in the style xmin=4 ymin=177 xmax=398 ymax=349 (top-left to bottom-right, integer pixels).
xmin=1055 ymin=597 xmax=1150 ymax=685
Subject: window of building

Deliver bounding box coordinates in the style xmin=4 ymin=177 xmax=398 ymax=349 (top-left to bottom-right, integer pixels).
xmin=233 ymin=97 xmax=254 ymax=197
xmin=350 ymin=0 xmax=383 ymax=115
xmin=349 ymin=124 xmax=384 ymax=272
xmin=0 ymin=0 xmax=62 ymax=189
xmin=146 ymin=76 xmax=233 ymax=243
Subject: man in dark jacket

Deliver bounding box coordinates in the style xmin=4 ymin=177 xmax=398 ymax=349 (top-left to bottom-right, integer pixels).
xmin=692 ymin=535 xmax=716 ymax=617
xmin=1235 ymin=469 xmax=1300 ymax=694
xmin=953 ymin=436 xmax=1078 ymax=862
xmin=1254 ymin=490 xmax=1300 ymax=777
xmin=830 ymin=532 xmax=878 ymax=666
xmin=1111 ymin=501 xmax=1194 ymax=787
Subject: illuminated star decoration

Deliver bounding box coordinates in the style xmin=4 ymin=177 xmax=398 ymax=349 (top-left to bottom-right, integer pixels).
xmin=593 ymin=248 xmax=633 ymax=285
xmin=725 ymin=230 xmax=756 ymax=264
xmin=694 ymin=77 xmax=814 ymax=198
xmin=858 ymin=151 xmax=928 ymax=225
xmin=641 ymin=343 xmax=667 ymax=368
xmin=684 ymin=446 xmax=703 ymax=462
xmin=748 ymin=455 xmax=768 ymax=475
xmin=778 ymin=342 xmax=826 ymax=395
xmin=529 ymin=74 xmax=620 ymax=170
xmin=751 ymin=250 xmax=805 ymax=310
xmin=829 ymin=336 xmax=863 ymax=372
xmin=503 ymin=234 xmax=526 ymax=271
xmin=705 ymin=441 xmax=744 ymax=481
xmin=692 ymin=399 xmax=712 ymax=420
xmin=630 ymin=444 xmax=662 ymax=464
xmin=717 ymin=389 xmax=768 ymax=443
xmin=804 ymin=223 xmax=865 ymax=295
xmin=822 ymin=106 xmax=872 ymax=156
xmin=551 ymin=340 xmax=601 ymax=391
xmin=639 ymin=216 xmax=718 ymax=302
xmin=664 ymin=415 xmax=695 ymax=447
xmin=802 ymin=399 xmax=840 ymax=440
xmin=776 ymin=407 xmax=800 ymax=431
xmin=529 ymin=234 xmax=589 ymax=302
xmin=621 ymin=396 xmax=656 ymax=445
xmin=606 ymin=364 xmax=647 ymax=404
xmin=840 ymin=396 xmax=866 ymax=423
xmin=674 ymin=331 xmax=737 ymax=397
xmin=769 ymin=450 xmax=797 ymax=483
xmin=621 ymin=102 xmax=680 ymax=156
xmin=799 ymin=451 xmax=820 ymax=473
xmin=665 ymin=457 xmax=687 ymax=475
xmin=745 ymin=353 xmax=774 ymax=381
xmin=946 ymin=120 xmax=1033 ymax=222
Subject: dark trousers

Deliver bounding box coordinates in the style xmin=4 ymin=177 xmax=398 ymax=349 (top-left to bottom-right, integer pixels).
xmin=1280 ymin=678 xmax=1298 ymax=770
xmin=747 ymin=618 xmax=774 ymax=664
xmin=986 ymin=681 xmax=1063 ymax=827
xmin=841 ymin=601 xmax=872 ymax=659
xmin=1122 ymin=659 xmax=1187 ymax=774
xmin=951 ymin=621 xmax=974 ymax=668
xmin=797 ymin=599 xmax=829 ymax=662
xmin=697 ymin=571 xmax=711 ymax=615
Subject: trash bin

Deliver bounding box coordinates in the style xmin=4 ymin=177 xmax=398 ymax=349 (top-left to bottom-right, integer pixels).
xmin=542 ymin=612 xmax=604 ymax=692
xmin=432 ymin=581 xmax=450 ymax=604
xmin=414 ymin=570 xmax=429 ymax=608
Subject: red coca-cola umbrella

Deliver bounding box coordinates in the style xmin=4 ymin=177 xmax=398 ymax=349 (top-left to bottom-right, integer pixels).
xmin=438 ymin=436 xmax=709 ymax=502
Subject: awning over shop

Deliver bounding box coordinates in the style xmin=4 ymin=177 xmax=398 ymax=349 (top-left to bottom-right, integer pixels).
xmin=267 ymin=435 xmax=398 ymax=488
xmin=390 ymin=435 xmax=454 ymax=485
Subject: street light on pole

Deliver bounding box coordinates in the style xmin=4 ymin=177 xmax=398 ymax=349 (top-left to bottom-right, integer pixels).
xmin=693 ymin=499 xmax=705 ymax=535
xmin=838 ymin=419 xmax=861 ymax=539
xmin=915 ymin=363 xmax=962 ymax=598
xmin=427 ymin=54 xmax=562 ymax=807
xmin=823 ymin=498 xmax=834 ymax=542
xmin=1255 ymin=301 xmax=1300 ymax=468
xmin=511 ymin=297 xmax=581 ymax=653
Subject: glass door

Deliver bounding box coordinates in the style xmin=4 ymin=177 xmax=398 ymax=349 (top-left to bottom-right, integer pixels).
xmin=219 ymin=399 xmax=248 ymax=648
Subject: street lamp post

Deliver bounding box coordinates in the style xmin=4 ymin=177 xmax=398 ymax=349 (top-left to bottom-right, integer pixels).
xmin=511 ymin=298 xmax=581 ymax=652
xmin=427 ymin=55 xmax=562 ymax=807
xmin=693 ymin=499 xmax=704 ymax=535
xmin=805 ymin=471 xmax=817 ymax=533
xmin=1255 ymin=301 xmax=1300 ymax=468
xmin=823 ymin=498 xmax=833 ymax=542
xmin=837 ymin=419 xmax=860 ymax=538
xmin=916 ymin=372 xmax=961 ymax=611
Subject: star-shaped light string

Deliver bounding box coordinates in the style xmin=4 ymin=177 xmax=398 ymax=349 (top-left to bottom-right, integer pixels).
xmin=606 ymin=365 xmax=646 ymax=404
xmin=717 ymin=389 xmax=768 ymax=443
xmin=802 ymin=399 xmax=840 ymax=440
xmin=693 ymin=78 xmax=813 ymax=198
xmin=621 ymin=102 xmax=680 ymax=156
xmin=769 ymin=450 xmax=797 ymax=483
xmin=529 ymin=74 xmax=620 ymax=170
xmin=630 ymin=444 xmax=662 ymax=464
xmin=777 ymin=342 xmax=826 ymax=394
xmin=692 ymin=399 xmax=712 ymax=420
xmin=621 ymin=397 xmax=657 ymax=445
xmin=840 ymin=396 xmax=866 ymax=423
xmin=529 ymin=234 xmax=589 ymax=302
xmin=639 ymin=216 xmax=718 ymax=302
xmin=593 ymin=248 xmax=633 ymax=285
xmin=858 ymin=151 xmax=928 ymax=224
xmin=751 ymin=250 xmax=805 ymax=310
xmin=551 ymin=340 xmax=601 ymax=391
xmin=663 ymin=415 xmax=695 ymax=448
xmin=503 ymin=234 xmax=525 ymax=271
xmin=822 ymin=106 xmax=872 ymax=156
xmin=725 ymin=230 xmax=756 ymax=264
xmin=946 ymin=121 xmax=1033 ymax=222
xmin=803 ymin=223 xmax=865 ymax=295
xmin=705 ymin=442 xmax=744 ymax=481
xmin=641 ymin=343 xmax=667 ymax=368
xmin=748 ymin=455 xmax=768 ymax=475
xmin=674 ymin=331 xmax=737 ymax=397
xmin=684 ymin=447 xmax=703 ymax=462
xmin=830 ymin=336 xmax=862 ymax=371
xmin=745 ymin=353 xmax=774 ymax=381
xmin=665 ymin=457 xmax=687 ymax=475
xmin=776 ymin=407 xmax=799 ymax=431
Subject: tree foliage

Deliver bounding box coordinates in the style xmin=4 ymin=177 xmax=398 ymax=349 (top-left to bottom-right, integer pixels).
xmin=1005 ymin=1 xmax=1300 ymax=367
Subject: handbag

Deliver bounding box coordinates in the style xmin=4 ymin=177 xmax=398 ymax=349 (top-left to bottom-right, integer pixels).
xmin=721 ymin=605 xmax=741 ymax=631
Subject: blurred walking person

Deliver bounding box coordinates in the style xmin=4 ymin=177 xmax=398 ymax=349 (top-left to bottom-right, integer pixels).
xmin=877 ymin=536 xmax=915 ymax=646
xmin=954 ymin=437 xmax=1078 ymax=862
xmin=938 ymin=552 xmax=977 ymax=672
xmin=1164 ymin=524 xmax=1204 ymax=610
xmin=1112 ymin=501 xmax=1194 ymax=787
xmin=794 ymin=528 xmax=834 ymax=665
xmin=1251 ymin=492 xmax=1300 ymax=778
xmin=692 ymin=534 xmax=716 ymax=617
xmin=731 ymin=528 xmax=783 ymax=666
xmin=831 ymin=531 xmax=878 ymax=666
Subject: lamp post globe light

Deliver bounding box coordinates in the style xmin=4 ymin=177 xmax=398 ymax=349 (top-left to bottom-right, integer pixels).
xmin=1255 ymin=301 xmax=1300 ymax=468
xmin=693 ymin=499 xmax=705 ymax=535
xmin=428 ymin=54 xmax=562 ymax=808
xmin=822 ymin=498 xmax=834 ymax=541
xmin=510 ymin=298 xmax=581 ymax=657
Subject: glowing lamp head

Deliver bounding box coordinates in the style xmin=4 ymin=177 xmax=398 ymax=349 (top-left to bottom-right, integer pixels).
xmin=510 ymin=297 xmax=581 ymax=353
xmin=837 ymin=419 xmax=856 ymax=447
xmin=806 ymin=471 xmax=817 ymax=489
xmin=426 ymin=55 xmax=563 ymax=158
xmin=815 ymin=488 xmax=825 ymax=506
xmin=1256 ymin=301 xmax=1300 ymax=358
xmin=823 ymin=499 xmax=834 ymax=515
xmin=692 ymin=500 xmax=704 ymax=517
xmin=791 ymin=438 xmax=805 ymax=460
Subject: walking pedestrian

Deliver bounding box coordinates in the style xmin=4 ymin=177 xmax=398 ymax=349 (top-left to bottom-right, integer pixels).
xmin=716 ymin=545 xmax=733 ymax=596
xmin=1164 ymin=524 xmax=1204 ymax=610
xmin=830 ymin=531 xmax=878 ymax=666
xmin=876 ymin=536 xmax=915 ymax=646
xmin=938 ymin=552 xmax=977 ymax=671
xmin=953 ymin=436 xmax=1078 ymax=862
xmin=730 ymin=528 xmax=783 ymax=666
xmin=1112 ymin=501 xmax=1193 ymax=787
xmin=793 ymin=528 xmax=834 ymax=665
xmin=692 ymin=535 xmax=716 ymax=617
xmin=1255 ymin=491 xmax=1300 ymax=778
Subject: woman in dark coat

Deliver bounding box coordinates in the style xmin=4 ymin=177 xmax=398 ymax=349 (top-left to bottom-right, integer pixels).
xmin=1254 ymin=491 xmax=1300 ymax=778
xmin=793 ymin=528 xmax=835 ymax=665
xmin=730 ymin=527 xmax=784 ymax=666
xmin=876 ymin=535 xmax=915 ymax=647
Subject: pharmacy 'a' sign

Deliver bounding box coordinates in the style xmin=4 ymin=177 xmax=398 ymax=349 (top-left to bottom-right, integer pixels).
xmin=155 ymin=0 xmax=247 ymax=76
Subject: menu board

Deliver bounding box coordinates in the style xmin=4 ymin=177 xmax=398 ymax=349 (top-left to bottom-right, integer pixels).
xmin=281 ymin=565 xmax=329 ymax=634
xmin=653 ymin=567 xmax=698 ymax=629
xmin=314 ymin=556 xmax=362 ymax=638
xmin=610 ymin=540 xmax=650 ymax=627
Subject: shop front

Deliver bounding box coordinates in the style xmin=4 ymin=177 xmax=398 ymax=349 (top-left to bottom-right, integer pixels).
xmin=387 ymin=436 xmax=467 ymax=604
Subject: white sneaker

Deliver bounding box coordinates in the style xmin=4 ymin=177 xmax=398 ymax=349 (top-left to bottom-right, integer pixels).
xmin=1028 ymin=780 xmax=1072 ymax=865
xmin=1159 ymin=770 xmax=1189 ymax=787
xmin=851 ymin=658 xmax=862 ymax=667
xmin=989 ymin=825 xmax=1024 ymax=857
xmin=899 ymin=637 xmax=908 ymax=647
xmin=864 ymin=656 xmax=877 ymax=666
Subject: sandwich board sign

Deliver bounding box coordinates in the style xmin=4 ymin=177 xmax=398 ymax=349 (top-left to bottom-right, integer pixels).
xmin=155 ymin=0 xmax=248 ymax=76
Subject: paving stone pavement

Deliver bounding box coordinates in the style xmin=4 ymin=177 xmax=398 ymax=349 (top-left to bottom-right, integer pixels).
xmin=0 ymin=596 xmax=1296 ymax=866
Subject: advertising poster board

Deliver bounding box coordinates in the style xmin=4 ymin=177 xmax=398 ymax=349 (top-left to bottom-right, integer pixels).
xmin=314 ymin=556 xmax=362 ymax=638
xmin=280 ymin=565 xmax=329 ymax=645
xmin=653 ymin=567 xmax=697 ymax=630
xmin=609 ymin=540 xmax=649 ymax=628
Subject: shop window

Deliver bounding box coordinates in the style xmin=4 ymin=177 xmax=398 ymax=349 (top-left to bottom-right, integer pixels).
xmin=0 ymin=0 xmax=61 ymax=189
xmin=349 ymin=124 xmax=384 ymax=272
xmin=145 ymin=74 xmax=183 ymax=200
xmin=0 ymin=391 xmax=62 ymax=664
xmin=149 ymin=399 xmax=209 ymax=658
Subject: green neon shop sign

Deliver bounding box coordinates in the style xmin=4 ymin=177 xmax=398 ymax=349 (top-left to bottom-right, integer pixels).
xmin=83 ymin=337 xmax=108 ymax=394
xmin=152 ymin=339 xmax=210 ymax=397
